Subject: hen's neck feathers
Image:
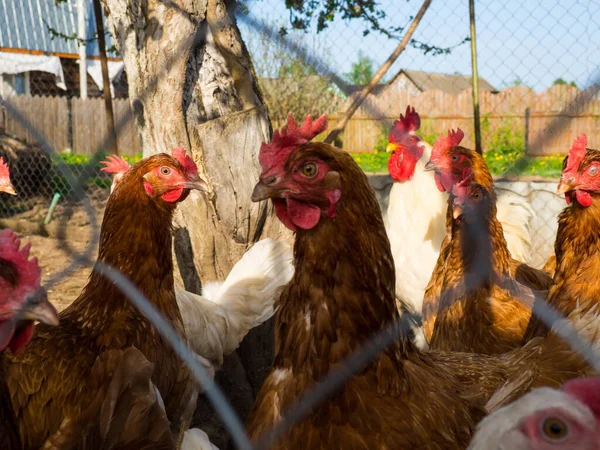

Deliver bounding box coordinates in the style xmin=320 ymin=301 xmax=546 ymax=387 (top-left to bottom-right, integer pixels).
xmin=550 ymin=196 xmax=600 ymax=309
xmin=450 ymin=203 xmax=512 ymax=284
xmin=65 ymin=162 xmax=182 ymax=329
xmin=275 ymin=149 xmax=411 ymax=378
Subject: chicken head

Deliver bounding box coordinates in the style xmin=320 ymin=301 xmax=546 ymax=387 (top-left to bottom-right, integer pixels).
xmin=557 ymin=134 xmax=600 ymax=207
xmin=468 ymin=378 xmax=600 ymax=450
xmin=424 ymin=128 xmax=467 ymax=192
xmin=251 ymin=113 xmax=342 ymax=231
xmin=387 ymin=105 xmax=425 ymax=182
xmin=102 ymin=149 xmax=207 ymax=202
xmin=0 ymin=157 xmax=16 ymax=195
xmin=0 ymin=229 xmax=59 ymax=355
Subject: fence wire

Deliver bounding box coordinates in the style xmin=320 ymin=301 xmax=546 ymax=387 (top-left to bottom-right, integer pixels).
xmin=1 ymin=0 xmax=600 ymax=449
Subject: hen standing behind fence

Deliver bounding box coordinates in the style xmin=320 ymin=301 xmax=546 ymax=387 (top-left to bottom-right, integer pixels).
xmin=385 ymin=107 xmax=536 ymax=348
xmin=245 ymin=113 xmax=600 ymax=449
xmin=3 ymin=150 xmax=207 ymax=449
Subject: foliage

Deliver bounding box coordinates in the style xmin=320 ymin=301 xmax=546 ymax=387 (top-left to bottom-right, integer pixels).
xmin=246 ymin=23 xmax=344 ymax=126
xmin=553 ymin=78 xmax=578 ymax=89
xmin=351 ymin=117 xmax=563 ymax=177
xmin=351 ymin=152 xmax=390 ymax=173
xmin=372 ymin=127 xmax=390 ymax=153
xmin=49 ymin=152 xmax=142 ymax=198
xmin=345 ymin=51 xmax=375 ymax=85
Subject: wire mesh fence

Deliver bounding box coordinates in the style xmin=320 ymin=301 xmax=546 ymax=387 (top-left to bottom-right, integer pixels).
xmin=1 ymin=0 xmax=600 ymax=448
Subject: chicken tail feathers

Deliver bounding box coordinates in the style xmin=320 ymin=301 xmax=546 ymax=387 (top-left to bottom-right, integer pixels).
xmin=203 ymin=238 xmax=295 ymax=328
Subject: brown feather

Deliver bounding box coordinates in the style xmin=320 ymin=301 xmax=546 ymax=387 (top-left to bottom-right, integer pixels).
xmin=424 ymin=150 xmax=551 ymax=346
xmin=4 ymin=155 xmax=197 ymax=449
xmin=246 ymin=143 xmax=486 ymax=449
xmin=429 ymin=185 xmax=534 ymax=354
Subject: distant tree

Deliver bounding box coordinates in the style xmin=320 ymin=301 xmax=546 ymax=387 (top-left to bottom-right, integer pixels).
xmin=553 ymin=78 xmax=578 ymax=89
xmin=246 ymin=24 xmax=344 ymax=128
xmin=345 ymin=52 xmax=375 ymax=85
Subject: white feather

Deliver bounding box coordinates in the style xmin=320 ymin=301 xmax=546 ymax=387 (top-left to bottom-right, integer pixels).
xmin=176 ymin=238 xmax=294 ymax=367
xmin=182 ymin=428 xmax=220 ymax=450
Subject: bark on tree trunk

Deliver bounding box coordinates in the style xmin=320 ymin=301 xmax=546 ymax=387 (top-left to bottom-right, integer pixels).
xmin=100 ymin=0 xmax=288 ymax=446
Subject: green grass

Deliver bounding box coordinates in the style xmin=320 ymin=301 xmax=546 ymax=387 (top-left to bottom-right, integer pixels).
xmin=351 ymin=152 xmax=390 ymax=173
xmin=351 ymin=151 xmax=563 ymax=178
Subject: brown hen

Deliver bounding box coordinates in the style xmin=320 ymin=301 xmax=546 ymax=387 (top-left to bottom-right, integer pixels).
xmin=4 ymin=152 xmax=206 ymax=449
xmin=246 ymin=115 xmax=600 ymax=449
xmin=422 ymin=130 xmax=551 ymax=344
xmin=246 ymin=115 xmax=489 ymax=449
xmin=524 ymin=135 xmax=600 ymax=340
xmin=429 ymin=179 xmax=535 ymax=354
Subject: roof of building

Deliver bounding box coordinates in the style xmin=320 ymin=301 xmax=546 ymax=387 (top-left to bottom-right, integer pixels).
xmin=398 ymin=69 xmax=497 ymax=94
xmin=346 ymin=69 xmax=498 ymax=96
xmin=0 ymin=0 xmax=118 ymax=58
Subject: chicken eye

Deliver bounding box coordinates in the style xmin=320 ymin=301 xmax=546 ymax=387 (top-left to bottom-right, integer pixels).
xmin=472 ymin=192 xmax=482 ymax=202
xmin=542 ymin=418 xmax=568 ymax=440
xmin=450 ymin=154 xmax=459 ymax=162
xmin=588 ymin=165 xmax=598 ymax=176
xmin=302 ymin=163 xmax=318 ymax=177
xmin=160 ymin=166 xmax=172 ymax=176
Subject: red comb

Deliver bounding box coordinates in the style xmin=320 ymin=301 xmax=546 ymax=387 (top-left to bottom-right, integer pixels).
xmin=172 ymin=148 xmax=199 ymax=179
xmin=431 ymin=128 xmax=465 ymax=159
xmin=565 ymin=133 xmax=587 ymax=174
xmin=100 ymin=155 xmax=131 ymax=175
xmin=0 ymin=157 xmax=9 ymax=181
xmin=393 ymin=106 xmax=421 ymax=134
xmin=0 ymin=229 xmax=41 ymax=286
xmin=259 ymin=113 xmax=328 ymax=172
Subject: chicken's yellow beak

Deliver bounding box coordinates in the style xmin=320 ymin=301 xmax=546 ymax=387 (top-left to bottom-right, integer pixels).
xmin=386 ymin=143 xmax=399 ymax=153
xmin=452 ymin=204 xmax=463 ymax=220
xmin=557 ymin=177 xmax=578 ymax=195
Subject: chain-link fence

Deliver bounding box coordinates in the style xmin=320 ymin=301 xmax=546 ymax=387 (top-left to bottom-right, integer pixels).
xmin=2 ymin=0 xmax=598 ymax=265
xmin=1 ymin=0 xmax=600 ymax=448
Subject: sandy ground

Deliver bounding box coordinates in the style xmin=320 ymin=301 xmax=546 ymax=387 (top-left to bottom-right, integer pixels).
xmin=24 ymin=234 xmax=97 ymax=312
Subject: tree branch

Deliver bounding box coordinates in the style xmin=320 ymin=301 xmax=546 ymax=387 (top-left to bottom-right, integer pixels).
xmin=323 ymin=0 xmax=432 ymax=144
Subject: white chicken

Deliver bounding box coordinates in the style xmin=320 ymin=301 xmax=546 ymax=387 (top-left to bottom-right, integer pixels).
xmin=385 ymin=106 xmax=534 ymax=346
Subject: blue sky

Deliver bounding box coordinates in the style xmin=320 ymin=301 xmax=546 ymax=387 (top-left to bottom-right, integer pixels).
xmin=240 ymin=0 xmax=600 ymax=92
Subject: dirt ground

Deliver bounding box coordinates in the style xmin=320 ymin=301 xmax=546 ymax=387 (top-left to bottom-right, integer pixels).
xmin=25 ymin=234 xmax=97 ymax=312
xmin=3 ymin=189 xmax=109 ymax=312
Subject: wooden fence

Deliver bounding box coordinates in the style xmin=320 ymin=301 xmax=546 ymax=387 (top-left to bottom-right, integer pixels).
xmin=322 ymin=85 xmax=600 ymax=156
xmin=1 ymin=95 xmax=141 ymax=155
xmin=3 ymin=85 xmax=599 ymax=157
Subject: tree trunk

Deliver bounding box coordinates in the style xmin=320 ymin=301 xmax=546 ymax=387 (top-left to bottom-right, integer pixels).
xmin=100 ymin=0 xmax=287 ymax=445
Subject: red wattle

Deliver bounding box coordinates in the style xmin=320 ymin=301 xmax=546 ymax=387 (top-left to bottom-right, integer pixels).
xmin=287 ymin=198 xmax=321 ymax=230
xmin=576 ymin=190 xmax=593 ymax=207
xmin=8 ymin=322 xmax=35 ymax=355
xmin=388 ymin=148 xmax=419 ymax=182
xmin=273 ymin=199 xmax=297 ymax=232
xmin=161 ymin=187 xmax=184 ymax=203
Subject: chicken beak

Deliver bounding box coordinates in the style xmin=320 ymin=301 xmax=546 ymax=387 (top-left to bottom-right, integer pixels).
xmin=452 ymin=204 xmax=463 ymax=220
xmin=182 ymin=175 xmax=209 ymax=193
xmin=21 ymin=288 xmax=59 ymax=326
xmin=251 ymin=180 xmax=277 ymax=202
xmin=556 ymin=178 xmax=578 ymax=195
xmin=386 ymin=143 xmax=398 ymax=153
xmin=0 ymin=183 xmax=16 ymax=195
xmin=424 ymin=160 xmax=438 ymax=172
